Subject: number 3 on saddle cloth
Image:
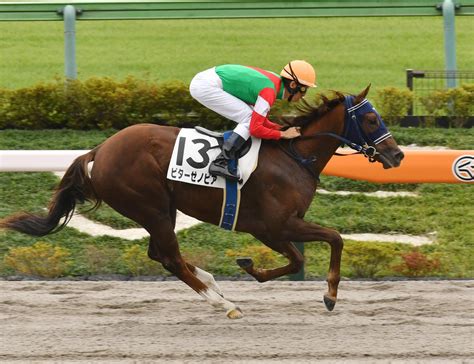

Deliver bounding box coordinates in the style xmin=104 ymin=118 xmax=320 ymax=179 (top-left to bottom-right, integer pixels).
xmin=167 ymin=127 xmax=262 ymax=230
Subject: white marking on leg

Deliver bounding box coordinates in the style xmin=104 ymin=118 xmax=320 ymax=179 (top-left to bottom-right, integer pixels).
xmin=194 ymin=267 xmax=223 ymax=296
xmin=199 ymin=288 xmax=237 ymax=315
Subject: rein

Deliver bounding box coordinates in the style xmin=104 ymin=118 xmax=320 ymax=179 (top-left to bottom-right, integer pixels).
xmin=278 ymin=132 xmax=377 ymax=180
xmin=297 ymin=132 xmax=378 ymax=161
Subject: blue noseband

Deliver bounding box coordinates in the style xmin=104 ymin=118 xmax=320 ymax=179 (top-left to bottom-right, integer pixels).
xmin=344 ymin=96 xmax=392 ymax=149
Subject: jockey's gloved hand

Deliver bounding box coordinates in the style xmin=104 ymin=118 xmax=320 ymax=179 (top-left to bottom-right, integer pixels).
xmin=280 ymin=127 xmax=301 ymax=139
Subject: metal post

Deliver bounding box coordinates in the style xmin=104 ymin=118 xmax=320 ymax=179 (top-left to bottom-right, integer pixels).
xmin=63 ymin=5 xmax=77 ymax=80
xmin=406 ymin=70 xmax=426 ymax=116
xmin=406 ymin=69 xmax=414 ymax=116
xmin=442 ymin=0 xmax=457 ymax=88
xmin=289 ymin=242 xmax=304 ymax=281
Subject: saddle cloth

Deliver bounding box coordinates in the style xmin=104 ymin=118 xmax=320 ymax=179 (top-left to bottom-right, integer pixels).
xmin=167 ymin=128 xmax=261 ymax=189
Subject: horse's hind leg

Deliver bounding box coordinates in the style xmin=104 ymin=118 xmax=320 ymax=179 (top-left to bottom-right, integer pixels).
xmin=147 ymin=220 xmax=241 ymax=318
xmin=156 ymin=203 xmax=224 ymax=297
xmin=186 ymin=263 xmax=224 ymax=297
xmin=161 ymin=205 xmax=224 ymax=297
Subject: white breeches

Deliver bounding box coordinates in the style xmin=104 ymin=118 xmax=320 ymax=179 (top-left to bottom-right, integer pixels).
xmin=189 ymin=67 xmax=252 ymax=140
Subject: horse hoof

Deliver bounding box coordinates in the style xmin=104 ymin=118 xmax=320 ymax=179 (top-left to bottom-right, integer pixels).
xmin=323 ymin=295 xmax=336 ymax=311
xmin=236 ymin=257 xmax=253 ymax=269
xmin=226 ymin=307 xmax=243 ymax=319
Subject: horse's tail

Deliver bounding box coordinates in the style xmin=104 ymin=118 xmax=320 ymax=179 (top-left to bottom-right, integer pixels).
xmin=0 ymin=147 xmax=102 ymax=237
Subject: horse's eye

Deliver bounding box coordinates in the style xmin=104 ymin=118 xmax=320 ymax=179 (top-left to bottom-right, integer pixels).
xmin=369 ymin=119 xmax=378 ymax=126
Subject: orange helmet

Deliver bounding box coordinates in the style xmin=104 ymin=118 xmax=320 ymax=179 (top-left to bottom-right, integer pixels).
xmin=280 ymin=60 xmax=316 ymax=87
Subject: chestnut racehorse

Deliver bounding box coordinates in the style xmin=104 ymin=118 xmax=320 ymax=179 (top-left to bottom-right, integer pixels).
xmin=1 ymin=86 xmax=404 ymax=319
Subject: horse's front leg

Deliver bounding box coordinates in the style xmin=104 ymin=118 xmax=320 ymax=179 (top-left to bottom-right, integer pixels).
xmin=283 ymin=218 xmax=344 ymax=311
xmin=236 ymin=240 xmax=304 ymax=282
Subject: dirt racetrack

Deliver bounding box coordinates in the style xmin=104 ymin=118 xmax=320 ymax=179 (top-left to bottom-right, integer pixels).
xmin=1 ymin=280 xmax=473 ymax=363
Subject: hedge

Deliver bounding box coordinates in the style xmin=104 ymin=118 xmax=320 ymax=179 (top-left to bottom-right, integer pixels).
xmin=0 ymin=77 xmax=472 ymax=130
xmin=0 ymin=77 xmax=289 ymax=131
xmin=2 ymin=240 xmax=449 ymax=279
xmin=374 ymin=84 xmax=474 ymax=127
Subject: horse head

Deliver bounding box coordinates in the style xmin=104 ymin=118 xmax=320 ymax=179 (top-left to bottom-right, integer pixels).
xmin=287 ymin=85 xmax=404 ymax=174
xmin=345 ymin=85 xmax=404 ymax=169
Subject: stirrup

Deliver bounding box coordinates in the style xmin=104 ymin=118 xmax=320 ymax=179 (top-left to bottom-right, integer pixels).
xmin=209 ymin=163 xmax=240 ymax=182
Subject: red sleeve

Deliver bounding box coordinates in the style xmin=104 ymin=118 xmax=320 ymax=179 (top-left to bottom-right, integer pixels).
xmin=249 ymin=87 xmax=281 ymax=140
xmin=263 ymin=118 xmax=282 ymax=130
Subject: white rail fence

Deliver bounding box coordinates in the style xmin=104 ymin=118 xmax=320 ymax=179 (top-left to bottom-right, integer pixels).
xmin=1 ymin=149 xmax=473 ymax=184
xmin=0 ymin=150 xmax=90 ymax=172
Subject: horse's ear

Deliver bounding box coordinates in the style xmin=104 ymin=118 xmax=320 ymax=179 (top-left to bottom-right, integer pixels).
xmin=355 ymin=84 xmax=371 ymax=103
xmin=335 ymin=91 xmax=345 ymax=102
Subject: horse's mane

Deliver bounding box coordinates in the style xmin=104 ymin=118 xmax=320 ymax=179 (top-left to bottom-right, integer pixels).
xmin=280 ymin=91 xmax=346 ymax=128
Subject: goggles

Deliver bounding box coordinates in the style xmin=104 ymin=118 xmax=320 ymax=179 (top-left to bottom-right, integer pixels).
xmin=297 ymin=84 xmax=308 ymax=94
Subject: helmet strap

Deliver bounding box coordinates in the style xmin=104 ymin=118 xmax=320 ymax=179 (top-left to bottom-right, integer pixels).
xmin=283 ymin=78 xmax=298 ymax=101
xmin=283 ymin=62 xmax=302 ymax=101
xmin=287 ymin=62 xmax=301 ymax=84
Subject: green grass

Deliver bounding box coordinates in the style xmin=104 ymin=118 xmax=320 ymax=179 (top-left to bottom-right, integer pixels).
xmin=0 ymin=128 xmax=472 ymax=278
xmin=2 ymin=173 xmax=472 ymax=277
xmin=0 ymin=129 xmax=116 ymax=149
xmin=389 ymin=126 xmax=474 ymax=150
xmin=1 ymin=17 xmax=473 ymax=92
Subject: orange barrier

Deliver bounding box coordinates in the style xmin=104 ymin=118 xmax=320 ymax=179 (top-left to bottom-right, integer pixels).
xmin=1 ymin=149 xmax=473 ymax=183
xmin=322 ymin=149 xmax=474 ymax=183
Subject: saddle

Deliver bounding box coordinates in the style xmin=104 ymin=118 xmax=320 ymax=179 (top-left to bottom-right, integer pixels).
xmin=194 ymin=126 xmax=252 ymax=159
xmin=167 ymin=127 xmax=262 ymax=189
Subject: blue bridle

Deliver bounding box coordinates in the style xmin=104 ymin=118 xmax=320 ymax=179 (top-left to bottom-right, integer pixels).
xmin=342 ymin=96 xmax=392 ymax=159
xmin=282 ymin=96 xmax=393 ymax=175
xmin=305 ymin=96 xmax=392 ymax=162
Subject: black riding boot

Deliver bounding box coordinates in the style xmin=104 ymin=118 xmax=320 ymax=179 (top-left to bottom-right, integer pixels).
xmin=209 ymin=132 xmax=246 ymax=181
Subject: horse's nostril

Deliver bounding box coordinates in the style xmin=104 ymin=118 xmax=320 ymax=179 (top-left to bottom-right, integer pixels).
xmin=396 ymin=150 xmax=405 ymax=161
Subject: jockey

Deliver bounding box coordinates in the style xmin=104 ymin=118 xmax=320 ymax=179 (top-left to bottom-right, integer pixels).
xmin=189 ymin=60 xmax=317 ymax=181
